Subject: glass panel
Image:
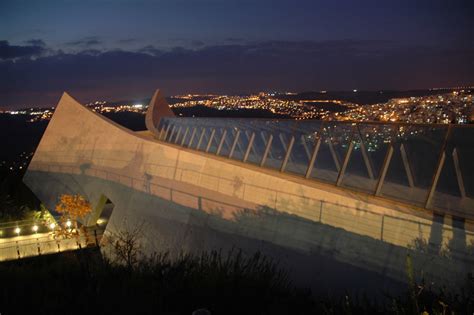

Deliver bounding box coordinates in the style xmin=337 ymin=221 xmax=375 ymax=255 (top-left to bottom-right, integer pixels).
xmin=341 ymin=123 xmax=397 ymax=193
xmin=218 ymin=127 xmax=237 ymax=157
xmin=247 ymin=123 xmax=273 ymax=165
xmin=180 ymin=127 xmax=191 ymax=146
xmin=187 ymin=127 xmax=199 ymax=148
xmin=231 ymin=129 xmax=250 ymax=161
xmin=310 ymin=122 xmax=351 ymax=184
xmin=191 ymin=127 xmax=202 ymax=149
xmin=173 ymin=124 xmax=181 ymax=142
xmin=159 ymin=121 xmax=169 ymax=140
xmin=173 ymin=126 xmax=183 ymax=143
xmin=380 ymin=124 xmax=448 ymax=206
xmin=157 ymin=119 xmax=167 ymax=133
xmin=449 ymin=127 xmax=474 ymax=198
xmin=264 ymin=125 xmax=292 ymax=170
xmin=197 ymin=128 xmax=212 ymax=151
xmin=207 ymin=128 xmax=222 ymax=154
xmin=244 ymin=132 xmax=258 ymax=164
xmin=432 ymin=126 xmax=474 ymax=214
xmin=165 ymin=124 xmax=176 ymax=142
xmin=285 ymin=120 xmax=323 ymax=176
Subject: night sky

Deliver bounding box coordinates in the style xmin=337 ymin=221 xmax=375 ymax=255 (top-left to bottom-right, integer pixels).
xmin=1 ymin=0 xmax=473 ymax=108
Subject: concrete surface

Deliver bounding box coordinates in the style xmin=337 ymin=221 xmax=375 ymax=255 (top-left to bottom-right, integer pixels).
xmin=23 ymin=92 xmax=474 ymax=293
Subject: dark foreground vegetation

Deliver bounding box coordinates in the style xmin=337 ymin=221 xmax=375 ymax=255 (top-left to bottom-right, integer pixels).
xmin=1 ymin=248 xmax=473 ymax=315
xmin=0 ymin=170 xmax=41 ymax=221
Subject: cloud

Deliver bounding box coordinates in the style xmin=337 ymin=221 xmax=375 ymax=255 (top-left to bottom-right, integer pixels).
xmin=0 ymin=40 xmax=46 ymax=60
xmin=0 ymin=39 xmax=473 ymax=107
xmin=66 ymin=36 xmax=102 ymax=47
xmin=77 ymin=49 xmax=103 ymax=56
xmin=190 ymin=40 xmax=205 ymax=47
xmin=117 ymin=38 xmax=136 ymax=44
xmin=138 ymin=45 xmax=163 ymax=56
xmin=225 ymin=38 xmax=244 ymax=43
xmin=25 ymin=39 xmax=46 ymax=47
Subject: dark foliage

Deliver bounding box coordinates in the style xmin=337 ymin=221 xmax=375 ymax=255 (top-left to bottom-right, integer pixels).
xmin=0 ymin=170 xmax=40 ymax=220
xmin=0 ymin=249 xmax=316 ymax=315
xmin=1 ymin=249 xmax=473 ymax=315
xmin=0 ymin=114 xmax=47 ymax=169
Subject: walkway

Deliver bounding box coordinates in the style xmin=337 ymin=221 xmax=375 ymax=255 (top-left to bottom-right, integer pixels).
xmin=0 ymin=221 xmax=105 ymax=262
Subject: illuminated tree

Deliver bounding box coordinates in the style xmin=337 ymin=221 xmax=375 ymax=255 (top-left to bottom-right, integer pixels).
xmin=54 ymin=194 xmax=92 ymax=238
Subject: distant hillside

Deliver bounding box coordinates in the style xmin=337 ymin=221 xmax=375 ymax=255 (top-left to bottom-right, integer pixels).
xmin=102 ymin=89 xmax=458 ymax=108
xmin=173 ymin=105 xmax=290 ymax=119
xmin=276 ymin=89 xmax=455 ymax=105
xmin=0 ymin=114 xmax=48 ymax=167
xmin=101 ymin=112 xmax=146 ymax=131
xmin=102 ymin=106 xmax=289 ymax=131
xmin=106 ymin=97 xmax=188 ymax=106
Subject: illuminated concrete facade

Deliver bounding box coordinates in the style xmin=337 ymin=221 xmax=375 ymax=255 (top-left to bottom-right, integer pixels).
xmin=24 ymin=91 xmax=474 ymax=292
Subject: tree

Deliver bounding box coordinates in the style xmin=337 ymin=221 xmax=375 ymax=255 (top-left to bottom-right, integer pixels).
xmin=106 ymin=220 xmax=145 ymax=270
xmin=54 ymin=194 xmax=92 ymax=238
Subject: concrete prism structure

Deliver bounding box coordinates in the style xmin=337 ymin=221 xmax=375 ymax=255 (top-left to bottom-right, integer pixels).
xmin=24 ymin=90 xmax=474 ymax=293
xmin=145 ymin=89 xmax=175 ymax=135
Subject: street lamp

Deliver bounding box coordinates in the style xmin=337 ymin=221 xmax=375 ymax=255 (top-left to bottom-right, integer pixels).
xmin=32 ymin=225 xmax=38 ymax=233
xmin=14 ymin=227 xmax=21 ymax=235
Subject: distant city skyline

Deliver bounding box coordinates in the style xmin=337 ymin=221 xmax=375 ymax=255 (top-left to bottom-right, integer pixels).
xmin=1 ymin=0 xmax=473 ymax=108
xmin=3 ymin=89 xmax=471 ymax=125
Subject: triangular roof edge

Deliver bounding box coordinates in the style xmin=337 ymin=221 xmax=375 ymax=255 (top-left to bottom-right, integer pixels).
xmin=145 ymin=89 xmax=175 ymax=135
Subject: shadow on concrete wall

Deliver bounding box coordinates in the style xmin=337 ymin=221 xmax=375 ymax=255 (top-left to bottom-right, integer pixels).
xmin=24 ymin=160 xmax=474 ymax=294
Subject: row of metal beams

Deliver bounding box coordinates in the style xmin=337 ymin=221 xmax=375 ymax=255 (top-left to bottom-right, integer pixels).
xmin=157 ymin=121 xmax=467 ymax=210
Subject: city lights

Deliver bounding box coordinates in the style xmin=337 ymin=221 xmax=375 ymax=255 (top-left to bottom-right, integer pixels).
xmin=3 ymin=89 xmax=472 ymax=128
xmin=169 ymin=93 xmax=357 ymax=120
xmin=327 ymin=91 xmax=473 ymax=124
xmin=1 ymin=89 xmax=472 ymax=173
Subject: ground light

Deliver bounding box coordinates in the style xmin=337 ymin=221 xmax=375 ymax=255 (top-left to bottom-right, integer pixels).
xmin=49 ymin=222 xmax=56 ymax=230
xmin=66 ymin=220 xmax=72 ymax=228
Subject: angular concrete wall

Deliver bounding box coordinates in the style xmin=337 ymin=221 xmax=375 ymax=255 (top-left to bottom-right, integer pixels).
xmin=24 ymin=93 xmax=474 ymax=293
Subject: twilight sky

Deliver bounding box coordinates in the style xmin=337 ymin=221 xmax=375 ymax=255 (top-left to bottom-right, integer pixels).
xmin=1 ymin=0 xmax=473 ymax=108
